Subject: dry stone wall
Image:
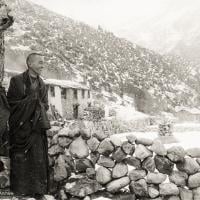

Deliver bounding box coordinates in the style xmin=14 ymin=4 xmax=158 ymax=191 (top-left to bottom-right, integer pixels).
xmin=46 ymin=121 xmax=200 ymax=200
xmin=1 ymin=120 xmax=200 ymax=200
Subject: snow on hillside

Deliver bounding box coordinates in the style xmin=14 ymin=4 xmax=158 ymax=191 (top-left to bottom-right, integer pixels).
xmin=4 ymin=0 xmax=200 ymax=114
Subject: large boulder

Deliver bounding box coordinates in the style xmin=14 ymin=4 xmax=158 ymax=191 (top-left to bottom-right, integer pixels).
xmin=97 ymin=155 xmax=115 ymax=168
xmin=110 ymin=135 xmax=123 ymax=147
xmin=151 ymin=140 xmax=167 ymax=156
xmin=87 ymin=137 xmax=100 ymax=152
xmin=147 ymin=172 xmax=167 ymax=184
xmin=142 ymin=157 xmax=156 ymax=172
xmin=169 ymin=171 xmax=188 ymax=187
xmin=65 ymin=176 xmax=102 ymax=197
xmin=58 ymin=126 xmax=80 ymax=138
xmin=112 ymin=147 xmax=127 ymax=162
xmin=159 ymin=183 xmax=179 ymax=196
xmin=54 ymin=155 xmax=68 ymax=182
xmin=124 ymin=156 xmax=141 ymax=169
xmin=188 ymin=172 xmax=200 ymax=188
xmin=176 ymin=157 xmax=200 ymax=175
xmin=93 ymin=129 xmax=109 ymax=141
xmin=167 ymin=146 xmax=186 ymax=163
xmin=69 ymin=136 xmax=89 ymax=158
xmin=135 ymin=144 xmax=152 ymax=161
xmin=48 ymin=145 xmax=63 ymax=156
xmin=86 ymin=168 xmax=96 ymax=179
xmin=75 ymin=158 xmax=93 ymax=173
xmin=193 ymin=187 xmax=200 ymax=200
xmin=129 ymin=179 xmax=148 ymax=197
xmin=112 ymin=162 xmax=128 ymax=178
xmin=97 ymin=138 xmax=114 ymax=156
xmin=96 ymin=166 xmax=112 ymax=184
xmin=154 ymin=155 xmax=174 ymax=175
xmin=58 ymin=136 xmax=72 ymax=148
xmin=179 ymin=188 xmax=193 ymax=200
xmin=148 ymin=186 xmax=159 ymax=198
xmin=106 ymin=176 xmax=130 ymax=193
xmin=129 ymin=169 xmax=146 ymax=181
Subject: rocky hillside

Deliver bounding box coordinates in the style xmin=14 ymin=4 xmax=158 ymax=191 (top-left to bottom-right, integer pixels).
xmin=4 ymin=0 xmax=200 ymax=113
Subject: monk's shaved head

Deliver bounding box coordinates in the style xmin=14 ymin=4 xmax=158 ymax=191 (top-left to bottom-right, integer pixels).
xmin=26 ymin=53 xmax=44 ymax=68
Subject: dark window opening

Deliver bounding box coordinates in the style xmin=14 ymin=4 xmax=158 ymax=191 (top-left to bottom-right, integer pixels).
xmin=88 ymin=90 xmax=90 ymax=98
xmin=82 ymin=89 xmax=85 ymax=99
xmin=61 ymin=88 xmax=67 ymax=99
xmin=50 ymin=86 xmax=55 ymax=97
xmin=74 ymin=89 xmax=78 ymax=99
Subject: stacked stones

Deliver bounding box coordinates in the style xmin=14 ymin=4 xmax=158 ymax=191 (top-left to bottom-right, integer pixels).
xmin=158 ymin=121 xmax=173 ymax=136
xmin=48 ymin=122 xmax=200 ymax=200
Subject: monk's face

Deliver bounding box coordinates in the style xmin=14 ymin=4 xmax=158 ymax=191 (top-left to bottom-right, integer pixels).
xmin=29 ymin=55 xmax=44 ymax=75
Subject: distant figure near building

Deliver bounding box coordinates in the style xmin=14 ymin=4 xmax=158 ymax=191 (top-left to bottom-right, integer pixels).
xmin=7 ymin=53 xmax=50 ymax=200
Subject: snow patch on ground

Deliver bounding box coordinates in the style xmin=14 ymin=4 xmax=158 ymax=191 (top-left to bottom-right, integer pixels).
xmin=113 ymin=123 xmax=200 ymax=149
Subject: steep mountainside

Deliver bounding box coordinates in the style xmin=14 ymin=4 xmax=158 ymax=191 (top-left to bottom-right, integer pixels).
xmin=4 ymin=0 xmax=200 ymax=113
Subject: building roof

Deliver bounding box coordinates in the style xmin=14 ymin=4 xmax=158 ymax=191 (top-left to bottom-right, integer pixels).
xmin=4 ymin=69 xmax=89 ymax=90
xmin=44 ymin=78 xmax=90 ymax=90
xmin=175 ymin=106 xmax=200 ymax=114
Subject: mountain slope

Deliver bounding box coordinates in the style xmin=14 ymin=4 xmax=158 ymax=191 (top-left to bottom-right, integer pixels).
xmin=4 ymin=0 xmax=200 ymax=113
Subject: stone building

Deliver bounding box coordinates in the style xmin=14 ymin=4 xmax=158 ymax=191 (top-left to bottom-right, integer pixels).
xmin=4 ymin=69 xmax=92 ymax=119
xmin=45 ymin=79 xmax=92 ymax=119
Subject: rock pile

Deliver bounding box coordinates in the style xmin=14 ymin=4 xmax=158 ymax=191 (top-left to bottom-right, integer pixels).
xmin=45 ymin=121 xmax=200 ymax=200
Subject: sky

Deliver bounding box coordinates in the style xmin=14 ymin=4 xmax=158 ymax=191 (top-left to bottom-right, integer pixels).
xmin=28 ymin=0 xmax=200 ymax=52
xmin=29 ymin=0 xmax=170 ymax=29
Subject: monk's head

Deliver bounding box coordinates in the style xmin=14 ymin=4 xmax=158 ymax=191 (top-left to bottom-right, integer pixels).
xmin=26 ymin=53 xmax=44 ymax=76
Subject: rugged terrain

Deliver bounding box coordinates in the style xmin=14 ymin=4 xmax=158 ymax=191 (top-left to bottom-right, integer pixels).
xmin=4 ymin=0 xmax=200 ymax=113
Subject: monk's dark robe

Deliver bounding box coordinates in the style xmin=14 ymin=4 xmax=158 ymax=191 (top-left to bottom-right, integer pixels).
xmin=7 ymin=70 xmax=50 ymax=196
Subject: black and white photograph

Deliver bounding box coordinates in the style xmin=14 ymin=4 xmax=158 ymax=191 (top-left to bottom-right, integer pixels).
xmin=1 ymin=0 xmax=200 ymax=199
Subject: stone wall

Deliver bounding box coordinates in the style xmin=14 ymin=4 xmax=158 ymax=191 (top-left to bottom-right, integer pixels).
xmin=1 ymin=121 xmax=200 ymax=200
xmin=46 ymin=121 xmax=200 ymax=200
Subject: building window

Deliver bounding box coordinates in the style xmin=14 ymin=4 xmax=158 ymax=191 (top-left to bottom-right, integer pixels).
xmin=74 ymin=89 xmax=78 ymax=99
xmin=88 ymin=90 xmax=90 ymax=98
xmin=82 ymin=89 xmax=85 ymax=99
xmin=50 ymin=86 xmax=55 ymax=97
xmin=61 ymin=88 xmax=67 ymax=99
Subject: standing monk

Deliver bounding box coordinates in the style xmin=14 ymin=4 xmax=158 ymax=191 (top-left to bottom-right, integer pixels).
xmin=7 ymin=53 xmax=51 ymax=200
